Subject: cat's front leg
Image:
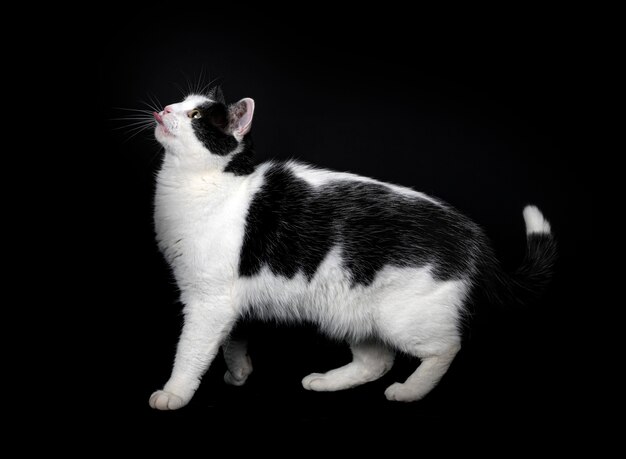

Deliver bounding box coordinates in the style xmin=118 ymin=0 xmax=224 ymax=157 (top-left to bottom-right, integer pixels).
xmin=149 ymin=294 xmax=236 ymax=410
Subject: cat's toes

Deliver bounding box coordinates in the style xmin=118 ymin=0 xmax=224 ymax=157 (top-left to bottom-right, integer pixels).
xmin=224 ymin=369 xmax=250 ymax=386
xmin=302 ymin=373 xmax=329 ymax=391
xmin=224 ymin=357 xmax=253 ymax=386
xmin=384 ymin=383 xmax=420 ymax=402
xmin=149 ymin=390 xmax=186 ymax=410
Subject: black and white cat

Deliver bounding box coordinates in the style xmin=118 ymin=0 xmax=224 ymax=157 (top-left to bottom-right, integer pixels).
xmin=148 ymin=89 xmax=556 ymax=410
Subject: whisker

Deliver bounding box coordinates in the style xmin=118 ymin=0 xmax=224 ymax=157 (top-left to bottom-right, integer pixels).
xmin=111 ymin=113 xmax=153 ymax=117
xmin=139 ymin=92 xmax=162 ymax=113
xmin=139 ymin=99 xmax=158 ymax=112
xmin=112 ymin=121 xmax=155 ymax=131
xmin=147 ymin=92 xmax=163 ymax=112
xmin=122 ymin=124 xmax=154 ymax=143
xmin=116 ymin=122 xmax=154 ymax=133
xmin=126 ymin=123 xmax=153 ymax=132
xmin=111 ymin=116 xmax=154 ymax=121
xmin=111 ymin=98 xmax=161 ymax=144
xmin=200 ymin=76 xmax=219 ymax=98
xmin=113 ymin=107 xmax=153 ymax=114
xmin=180 ymin=70 xmax=192 ymax=97
xmin=194 ymin=67 xmax=204 ymax=95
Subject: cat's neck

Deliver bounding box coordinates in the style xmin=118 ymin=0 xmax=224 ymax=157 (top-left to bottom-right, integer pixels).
xmin=156 ymin=151 xmax=248 ymax=196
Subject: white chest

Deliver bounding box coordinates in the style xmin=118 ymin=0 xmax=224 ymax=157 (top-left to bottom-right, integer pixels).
xmin=154 ymin=171 xmax=253 ymax=286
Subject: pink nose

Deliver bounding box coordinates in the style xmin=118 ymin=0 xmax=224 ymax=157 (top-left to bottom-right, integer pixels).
xmin=163 ymin=105 xmax=173 ymax=114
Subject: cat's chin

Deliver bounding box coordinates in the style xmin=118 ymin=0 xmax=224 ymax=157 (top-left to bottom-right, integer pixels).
xmin=155 ymin=124 xmax=173 ymax=138
xmin=154 ymin=129 xmax=177 ymax=149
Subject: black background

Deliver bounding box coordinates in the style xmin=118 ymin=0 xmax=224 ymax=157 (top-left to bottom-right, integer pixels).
xmin=96 ymin=5 xmax=587 ymax=440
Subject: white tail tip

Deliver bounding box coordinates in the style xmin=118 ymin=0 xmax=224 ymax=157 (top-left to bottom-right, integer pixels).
xmin=523 ymin=205 xmax=551 ymax=235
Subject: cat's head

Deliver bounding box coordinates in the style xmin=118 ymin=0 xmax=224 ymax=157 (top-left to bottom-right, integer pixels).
xmin=153 ymin=89 xmax=254 ymax=169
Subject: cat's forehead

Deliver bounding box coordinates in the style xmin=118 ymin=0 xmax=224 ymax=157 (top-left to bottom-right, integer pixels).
xmin=181 ymin=94 xmax=213 ymax=109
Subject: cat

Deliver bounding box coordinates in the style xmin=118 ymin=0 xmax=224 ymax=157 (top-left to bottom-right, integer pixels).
xmin=147 ymin=88 xmax=556 ymax=410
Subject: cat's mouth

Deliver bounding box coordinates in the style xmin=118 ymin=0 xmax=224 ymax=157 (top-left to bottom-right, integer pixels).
xmin=154 ymin=111 xmax=172 ymax=136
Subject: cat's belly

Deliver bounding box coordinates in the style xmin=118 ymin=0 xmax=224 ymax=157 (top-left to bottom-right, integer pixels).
xmin=234 ymin=246 xmax=469 ymax=341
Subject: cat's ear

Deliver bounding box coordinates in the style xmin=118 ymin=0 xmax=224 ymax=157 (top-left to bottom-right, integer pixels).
xmin=229 ymin=98 xmax=255 ymax=140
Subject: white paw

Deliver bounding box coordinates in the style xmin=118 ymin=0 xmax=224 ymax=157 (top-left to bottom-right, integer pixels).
xmin=302 ymin=373 xmax=327 ymax=391
xmin=149 ymin=390 xmax=187 ymax=410
xmin=384 ymin=383 xmax=421 ymax=402
xmin=303 ymin=372 xmax=355 ymax=391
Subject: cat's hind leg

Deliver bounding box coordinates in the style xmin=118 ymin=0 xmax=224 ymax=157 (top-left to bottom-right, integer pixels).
xmin=384 ymin=343 xmax=460 ymax=402
xmin=223 ymin=339 xmax=253 ymax=386
xmin=380 ymin=310 xmax=462 ymax=402
xmin=379 ymin=275 xmax=466 ymax=402
xmin=302 ymin=342 xmax=394 ymax=391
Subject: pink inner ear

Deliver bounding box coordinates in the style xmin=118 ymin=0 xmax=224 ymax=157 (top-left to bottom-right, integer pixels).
xmin=236 ymin=98 xmax=255 ymax=136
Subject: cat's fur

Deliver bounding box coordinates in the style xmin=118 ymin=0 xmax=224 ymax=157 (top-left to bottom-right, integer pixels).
xmin=148 ymin=91 xmax=556 ymax=410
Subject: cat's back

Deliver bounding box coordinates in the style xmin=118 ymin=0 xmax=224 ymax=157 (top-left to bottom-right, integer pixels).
xmin=240 ymin=161 xmax=488 ymax=286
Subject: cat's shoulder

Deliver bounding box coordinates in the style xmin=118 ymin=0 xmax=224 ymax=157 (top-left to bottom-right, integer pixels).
xmin=253 ymin=159 xmax=441 ymax=206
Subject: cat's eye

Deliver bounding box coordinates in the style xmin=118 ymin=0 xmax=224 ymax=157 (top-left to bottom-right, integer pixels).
xmin=188 ymin=109 xmax=201 ymax=119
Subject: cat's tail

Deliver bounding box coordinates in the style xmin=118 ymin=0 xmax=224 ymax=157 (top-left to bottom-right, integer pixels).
xmin=484 ymin=205 xmax=557 ymax=305
xmin=516 ymin=205 xmax=557 ymax=294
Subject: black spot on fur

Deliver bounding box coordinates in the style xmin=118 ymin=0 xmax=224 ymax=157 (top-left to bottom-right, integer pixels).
xmin=239 ymin=163 xmax=489 ymax=286
xmin=210 ymin=86 xmax=226 ymax=105
xmin=192 ymin=102 xmax=238 ymax=156
xmin=224 ymin=137 xmax=256 ymax=176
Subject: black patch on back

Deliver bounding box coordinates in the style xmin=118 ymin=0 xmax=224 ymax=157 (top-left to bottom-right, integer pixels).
xmin=224 ymin=137 xmax=256 ymax=176
xmin=192 ymin=102 xmax=238 ymax=156
xmin=239 ymin=163 xmax=488 ymax=286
